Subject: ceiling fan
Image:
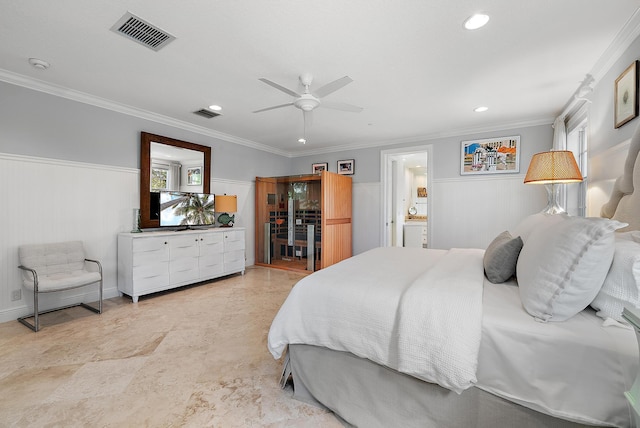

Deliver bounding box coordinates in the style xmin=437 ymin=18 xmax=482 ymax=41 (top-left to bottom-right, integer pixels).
xmin=253 ymin=73 xmax=363 ymax=142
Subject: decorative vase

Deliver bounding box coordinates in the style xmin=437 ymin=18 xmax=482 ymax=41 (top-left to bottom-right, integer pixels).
xmin=131 ymin=209 xmax=142 ymax=233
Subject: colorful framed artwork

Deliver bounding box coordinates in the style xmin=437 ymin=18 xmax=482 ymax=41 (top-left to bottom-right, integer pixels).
xmin=312 ymin=162 xmax=328 ymax=174
xmin=615 ymin=60 xmax=639 ymax=128
xmin=337 ymin=159 xmax=355 ymax=175
xmin=460 ymin=135 xmax=520 ymax=175
xmin=187 ymin=167 xmax=202 ymax=185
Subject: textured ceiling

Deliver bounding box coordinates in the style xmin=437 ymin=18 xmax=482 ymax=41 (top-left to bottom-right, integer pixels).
xmin=1 ymin=1 xmax=639 ymax=156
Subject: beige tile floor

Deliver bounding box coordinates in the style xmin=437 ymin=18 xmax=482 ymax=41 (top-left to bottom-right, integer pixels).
xmin=0 ymin=266 xmax=343 ymax=427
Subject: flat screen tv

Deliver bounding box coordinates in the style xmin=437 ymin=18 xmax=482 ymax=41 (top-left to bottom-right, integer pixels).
xmin=159 ymin=191 xmax=215 ymax=228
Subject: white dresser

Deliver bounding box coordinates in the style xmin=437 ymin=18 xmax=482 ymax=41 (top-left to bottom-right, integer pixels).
xmin=118 ymin=228 xmax=245 ymax=302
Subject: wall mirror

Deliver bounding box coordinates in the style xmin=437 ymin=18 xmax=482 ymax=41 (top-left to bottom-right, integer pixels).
xmin=139 ymin=132 xmax=211 ymax=229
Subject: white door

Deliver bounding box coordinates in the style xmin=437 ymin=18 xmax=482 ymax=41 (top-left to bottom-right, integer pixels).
xmin=380 ymin=145 xmax=433 ymax=248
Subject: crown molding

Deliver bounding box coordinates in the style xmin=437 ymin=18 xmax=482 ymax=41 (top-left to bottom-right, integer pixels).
xmin=0 ymin=151 xmax=139 ymax=173
xmin=590 ymin=7 xmax=640 ymax=82
xmin=287 ymin=116 xmax=555 ymax=157
xmin=0 ymin=69 xmax=290 ymax=157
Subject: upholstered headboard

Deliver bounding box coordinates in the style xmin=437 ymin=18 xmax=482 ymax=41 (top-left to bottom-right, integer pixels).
xmin=601 ymin=123 xmax=640 ymax=231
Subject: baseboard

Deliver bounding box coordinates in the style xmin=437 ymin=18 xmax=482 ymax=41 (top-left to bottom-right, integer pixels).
xmin=0 ymin=287 xmax=121 ymax=325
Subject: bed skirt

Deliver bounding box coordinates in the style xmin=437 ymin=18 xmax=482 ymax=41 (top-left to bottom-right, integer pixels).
xmin=289 ymin=344 xmax=590 ymax=428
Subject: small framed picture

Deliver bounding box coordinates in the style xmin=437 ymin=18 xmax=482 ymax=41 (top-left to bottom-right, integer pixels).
xmin=460 ymin=136 xmax=520 ymax=175
xmin=337 ymin=159 xmax=355 ymax=175
xmin=312 ymin=162 xmax=328 ymax=174
xmin=615 ymin=60 xmax=639 ymax=128
xmin=187 ymin=167 xmax=202 ymax=185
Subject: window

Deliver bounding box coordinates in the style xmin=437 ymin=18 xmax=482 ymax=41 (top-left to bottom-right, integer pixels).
xmin=566 ymin=120 xmax=588 ymax=217
xmin=151 ymin=166 xmax=168 ymax=191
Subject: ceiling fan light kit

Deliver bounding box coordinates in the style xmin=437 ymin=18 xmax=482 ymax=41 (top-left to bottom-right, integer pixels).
xmin=294 ymin=94 xmax=320 ymax=111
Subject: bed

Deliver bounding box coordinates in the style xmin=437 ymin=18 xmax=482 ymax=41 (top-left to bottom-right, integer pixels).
xmin=267 ymin=127 xmax=640 ymax=428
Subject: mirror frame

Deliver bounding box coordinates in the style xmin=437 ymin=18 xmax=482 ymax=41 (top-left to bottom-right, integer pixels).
xmin=139 ymin=132 xmax=212 ymax=229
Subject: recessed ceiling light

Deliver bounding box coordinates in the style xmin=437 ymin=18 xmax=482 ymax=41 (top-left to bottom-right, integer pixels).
xmin=474 ymin=106 xmax=489 ymax=112
xmin=298 ymin=138 xmax=306 ymax=144
xmin=464 ymin=14 xmax=489 ymax=30
xmin=208 ymin=104 xmax=222 ymax=111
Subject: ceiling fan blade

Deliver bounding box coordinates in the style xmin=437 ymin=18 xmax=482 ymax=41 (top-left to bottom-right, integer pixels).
xmin=253 ymin=102 xmax=294 ymax=113
xmin=321 ymin=101 xmax=363 ymax=113
xmin=314 ymin=76 xmax=353 ymax=98
xmin=258 ymin=78 xmax=301 ymax=97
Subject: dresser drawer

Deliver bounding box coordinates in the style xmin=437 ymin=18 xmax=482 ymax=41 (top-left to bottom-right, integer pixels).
xmin=224 ymin=231 xmax=245 ymax=252
xmin=133 ymin=261 xmax=169 ymax=280
xmin=200 ymin=263 xmax=224 ymax=279
xmin=133 ymin=237 xmax=168 ymax=253
xmin=200 ymin=252 xmax=224 ymax=268
xmin=199 ymin=238 xmax=224 ymax=256
xmin=224 ymin=249 xmax=244 ymax=264
xmin=132 ymin=262 xmax=170 ymax=292
xmin=224 ymin=258 xmax=245 ymax=273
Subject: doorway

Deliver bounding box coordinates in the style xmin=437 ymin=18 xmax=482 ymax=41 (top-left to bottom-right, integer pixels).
xmin=380 ymin=145 xmax=433 ymax=248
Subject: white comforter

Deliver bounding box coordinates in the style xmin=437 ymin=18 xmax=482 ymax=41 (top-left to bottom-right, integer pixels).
xmin=268 ymin=246 xmax=485 ymax=394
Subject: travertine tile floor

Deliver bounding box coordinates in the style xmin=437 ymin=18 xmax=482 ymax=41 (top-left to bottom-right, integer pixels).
xmin=0 ymin=266 xmax=343 ymax=427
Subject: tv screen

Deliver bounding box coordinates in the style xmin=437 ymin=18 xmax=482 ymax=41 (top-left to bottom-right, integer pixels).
xmin=159 ymin=191 xmax=215 ymax=227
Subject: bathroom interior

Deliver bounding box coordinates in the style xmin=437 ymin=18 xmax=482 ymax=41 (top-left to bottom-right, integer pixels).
xmin=391 ymin=153 xmax=428 ymax=248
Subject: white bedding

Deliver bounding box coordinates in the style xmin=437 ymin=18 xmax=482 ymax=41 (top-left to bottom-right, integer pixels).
xmin=477 ymin=278 xmax=638 ymax=427
xmin=268 ymin=246 xmax=486 ymax=393
xmin=269 ymin=245 xmax=640 ymax=426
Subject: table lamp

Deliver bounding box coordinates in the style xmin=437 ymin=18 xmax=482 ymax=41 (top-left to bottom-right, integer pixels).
xmin=214 ymin=194 xmax=237 ymax=227
xmin=524 ymin=150 xmax=583 ymax=214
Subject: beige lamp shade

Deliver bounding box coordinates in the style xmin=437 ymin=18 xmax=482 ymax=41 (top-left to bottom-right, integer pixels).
xmin=214 ymin=195 xmax=237 ymax=213
xmin=524 ymin=150 xmax=583 ymax=184
xmin=524 ymin=150 xmax=582 ymax=215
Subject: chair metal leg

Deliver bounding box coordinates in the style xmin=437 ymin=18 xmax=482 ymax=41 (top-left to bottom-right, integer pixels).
xmin=33 ymin=285 xmax=39 ymax=331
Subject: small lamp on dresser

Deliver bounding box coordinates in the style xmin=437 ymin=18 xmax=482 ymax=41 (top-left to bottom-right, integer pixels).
xmin=524 ymin=150 xmax=583 ymax=214
xmin=215 ymin=194 xmax=237 ymax=227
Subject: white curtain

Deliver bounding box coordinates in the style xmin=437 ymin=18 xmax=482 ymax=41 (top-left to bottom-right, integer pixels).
xmin=168 ymin=162 xmax=181 ymax=191
xmin=552 ymin=115 xmax=567 ymax=150
xmin=552 ymin=115 xmax=568 ymax=210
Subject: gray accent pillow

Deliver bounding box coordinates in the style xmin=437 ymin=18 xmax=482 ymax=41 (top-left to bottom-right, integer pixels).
xmin=483 ymin=231 xmax=523 ymax=284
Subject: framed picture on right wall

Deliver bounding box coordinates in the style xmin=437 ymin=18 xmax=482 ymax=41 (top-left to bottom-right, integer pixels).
xmin=615 ymin=60 xmax=639 ymax=128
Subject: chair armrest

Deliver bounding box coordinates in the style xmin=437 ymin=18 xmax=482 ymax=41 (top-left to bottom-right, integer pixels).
xmin=18 ymin=265 xmax=39 ymax=291
xmin=84 ymin=258 xmax=103 ymax=277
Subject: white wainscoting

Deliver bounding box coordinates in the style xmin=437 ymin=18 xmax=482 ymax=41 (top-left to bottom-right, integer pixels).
xmin=0 ymin=155 xmax=259 ymax=325
xmin=430 ymin=174 xmax=546 ymax=250
xmin=0 ymin=153 xmax=139 ymax=324
xmin=353 ymin=182 xmax=381 ymax=255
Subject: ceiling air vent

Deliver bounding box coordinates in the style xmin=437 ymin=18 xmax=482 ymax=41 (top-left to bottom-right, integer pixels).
xmin=111 ymin=12 xmax=175 ymax=51
xmin=194 ymin=109 xmax=221 ymax=119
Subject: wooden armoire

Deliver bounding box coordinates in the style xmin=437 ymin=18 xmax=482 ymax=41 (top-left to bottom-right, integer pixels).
xmin=255 ymin=171 xmax=352 ymax=272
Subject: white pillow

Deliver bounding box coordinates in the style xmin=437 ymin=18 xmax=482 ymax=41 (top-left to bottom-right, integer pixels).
xmin=591 ymin=236 xmax=640 ymax=323
xmin=510 ymin=212 xmax=567 ymax=244
xmin=517 ymin=216 xmax=626 ymax=322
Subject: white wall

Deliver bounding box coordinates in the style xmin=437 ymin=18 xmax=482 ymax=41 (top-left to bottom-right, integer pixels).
xmin=0 ymin=154 xmax=138 ymax=323
xmin=430 ymin=174 xmax=546 ymax=249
